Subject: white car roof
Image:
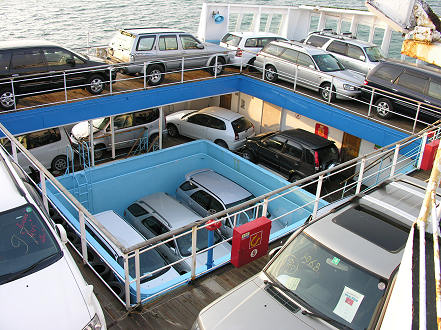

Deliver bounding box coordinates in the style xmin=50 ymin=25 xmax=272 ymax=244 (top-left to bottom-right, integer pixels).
xmin=198 ymin=106 xmax=243 ymax=122
xmin=226 ymin=31 xmax=285 ymax=38
xmin=93 ymin=210 xmax=145 ymax=250
xmin=138 ymin=192 xmax=201 ymax=229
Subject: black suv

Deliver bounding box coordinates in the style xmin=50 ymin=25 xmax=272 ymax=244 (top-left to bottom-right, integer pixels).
xmin=0 ymin=40 xmax=116 ymax=110
xmin=361 ymin=61 xmax=441 ymax=121
xmin=241 ymin=129 xmax=340 ymax=182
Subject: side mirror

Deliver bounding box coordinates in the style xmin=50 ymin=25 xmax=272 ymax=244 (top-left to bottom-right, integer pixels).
xmin=66 ymin=58 xmax=75 ymax=66
xmin=197 ymin=43 xmax=204 ymax=49
xmin=55 ymin=224 xmax=68 ymax=244
xmin=268 ymin=246 xmax=282 ymax=258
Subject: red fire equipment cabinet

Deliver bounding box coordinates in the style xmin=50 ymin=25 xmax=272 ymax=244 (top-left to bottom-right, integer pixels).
xmin=231 ymin=216 xmax=272 ymax=268
xmin=421 ymin=139 xmax=440 ymax=171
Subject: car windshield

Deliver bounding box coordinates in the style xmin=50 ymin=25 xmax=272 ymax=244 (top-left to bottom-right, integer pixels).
xmin=221 ymin=33 xmax=242 ymax=47
xmin=0 ymin=204 xmax=61 ymax=284
xmin=312 ymin=54 xmax=345 ymax=72
xmin=265 ymin=233 xmax=387 ymax=330
xmin=175 ymin=226 xmax=223 ymax=257
xmin=365 ymin=46 xmax=384 ymax=62
xmin=120 ymin=248 xmax=171 ymax=283
xmin=225 ymin=195 xmax=266 ymax=226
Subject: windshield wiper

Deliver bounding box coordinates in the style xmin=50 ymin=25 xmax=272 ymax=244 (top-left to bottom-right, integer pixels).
xmin=263 ymin=278 xmax=311 ymax=308
xmin=1 ymin=252 xmax=60 ymax=284
xmin=302 ymin=309 xmax=351 ymax=329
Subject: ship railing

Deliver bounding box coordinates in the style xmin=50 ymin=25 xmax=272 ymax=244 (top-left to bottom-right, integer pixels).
xmin=1 ymin=49 xmax=439 ymax=135
xmin=0 ymin=120 xmax=438 ymax=309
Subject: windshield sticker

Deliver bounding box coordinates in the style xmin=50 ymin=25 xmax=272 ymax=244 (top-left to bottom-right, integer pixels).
xmin=333 ymin=286 xmax=365 ymax=323
xmin=277 ymin=275 xmax=300 ymax=291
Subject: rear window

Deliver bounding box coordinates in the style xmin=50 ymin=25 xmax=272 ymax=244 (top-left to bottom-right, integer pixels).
xmin=305 ymin=35 xmax=330 ymax=47
xmin=127 ymin=203 xmax=147 ymax=217
xmin=221 ymin=33 xmax=241 ymax=47
xmin=231 ymin=117 xmax=253 ymax=133
xmin=316 ymin=145 xmax=339 ymax=165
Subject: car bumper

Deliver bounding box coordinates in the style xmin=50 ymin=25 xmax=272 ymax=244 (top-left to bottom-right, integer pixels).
xmin=335 ymin=89 xmax=361 ymax=100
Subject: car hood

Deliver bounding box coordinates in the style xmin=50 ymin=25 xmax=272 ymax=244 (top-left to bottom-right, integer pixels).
xmin=140 ymin=265 xmax=180 ymax=292
xmin=166 ymin=110 xmax=196 ymax=123
xmin=331 ymin=70 xmax=365 ymax=86
xmin=0 ymin=258 xmax=92 ymax=330
xmin=198 ymin=274 xmax=333 ymax=329
xmin=71 ymin=120 xmax=102 ymax=140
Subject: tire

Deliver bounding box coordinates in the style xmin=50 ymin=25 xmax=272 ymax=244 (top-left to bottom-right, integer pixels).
xmin=94 ymin=143 xmax=107 ymax=160
xmin=51 ymin=155 xmax=68 ymax=172
xmin=146 ymin=64 xmax=165 ymax=86
xmin=264 ymin=65 xmax=278 ymax=82
xmin=0 ymin=88 xmax=15 ymax=110
xmin=90 ymin=260 xmax=112 ymax=281
xmin=375 ymin=97 xmax=394 ymax=119
xmin=209 ymin=57 xmax=226 ymax=75
xmin=86 ymin=74 xmax=105 ymax=95
xmin=320 ymin=83 xmax=335 ymax=102
xmin=214 ymin=140 xmax=228 ymax=149
xmin=242 ymin=148 xmax=256 ymax=162
xmin=247 ymin=58 xmax=256 ymax=72
xmin=108 ymin=280 xmax=125 ymax=300
xmin=167 ymin=124 xmax=179 ymax=137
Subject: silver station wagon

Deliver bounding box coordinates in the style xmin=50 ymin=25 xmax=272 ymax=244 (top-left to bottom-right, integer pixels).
xmin=123 ymin=192 xmax=231 ymax=272
xmin=254 ymin=40 xmax=364 ymax=101
xmin=106 ymin=28 xmax=231 ymax=85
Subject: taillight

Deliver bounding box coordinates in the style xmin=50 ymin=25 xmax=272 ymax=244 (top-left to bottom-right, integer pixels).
xmin=314 ymin=151 xmax=320 ymax=171
xmin=236 ymin=48 xmax=243 ymax=57
xmin=363 ymin=80 xmax=368 ymax=85
xmin=235 ymin=132 xmax=239 ymax=141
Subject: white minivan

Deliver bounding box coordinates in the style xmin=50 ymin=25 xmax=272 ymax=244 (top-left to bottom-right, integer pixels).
xmin=0 ymin=148 xmax=106 ymax=330
xmin=1 ymin=126 xmax=71 ymax=173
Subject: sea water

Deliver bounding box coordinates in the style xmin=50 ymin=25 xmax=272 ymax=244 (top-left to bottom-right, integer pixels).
xmin=1 ymin=0 xmax=440 ymax=56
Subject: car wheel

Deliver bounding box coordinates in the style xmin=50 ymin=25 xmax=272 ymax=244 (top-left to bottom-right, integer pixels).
xmin=86 ymin=74 xmax=105 ymax=95
xmin=264 ymin=65 xmax=278 ymax=82
xmin=0 ymin=88 xmax=15 ymax=110
xmin=214 ymin=140 xmax=228 ymax=149
xmin=51 ymin=155 xmax=68 ymax=172
xmin=242 ymin=148 xmax=256 ymax=162
xmin=209 ymin=57 xmax=226 ymax=75
xmin=247 ymin=58 xmax=256 ymax=72
xmin=320 ymin=83 xmax=335 ymax=102
xmin=146 ymin=64 xmax=165 ymax=86
xmin=167 ymin=124 xmax=179 ymax=137
xmin=94 ymin=143 xmax=107 ymax=160
xmin=375 ymin=98 xmax=394 ymax=119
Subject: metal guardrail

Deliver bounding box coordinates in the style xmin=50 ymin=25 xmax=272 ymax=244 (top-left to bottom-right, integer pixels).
xmin=0 ymin=118 xmax=439 ymax=309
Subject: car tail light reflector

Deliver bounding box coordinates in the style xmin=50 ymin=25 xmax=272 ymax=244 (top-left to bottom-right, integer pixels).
xmin=314 ymin=151 xmax=320 ymax=171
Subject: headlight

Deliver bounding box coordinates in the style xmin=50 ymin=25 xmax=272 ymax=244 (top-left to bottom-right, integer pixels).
xmin=83 ymin=314 xmax=103 ymax=330
xmin=343 ymin=84 xmax=356 ymax=91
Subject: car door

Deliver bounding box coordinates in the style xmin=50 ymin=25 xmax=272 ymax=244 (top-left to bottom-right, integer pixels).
xmin=258 ymin=134 xmax=286 ymax=171
xmin=132 ymin=108 xmax=160 ymax=138
xmin=296 ymin=52 xmax=321 ymax=90
xmin=42 ymin=47 xmax=88 ymax=90
xmin=157 ymin=34 xmax=181 ymax=71
xmin=344 ymin=44 xmax=367 ymax=73
xmin=179 ymin=113 xmax=209 ymax=139
xmin=204 ymin=115 xmax=227 ymax=143
xmin=393 ymin=70 xmax=428 ymax=115
xmin=10 ymin=48 xmax=51 ymax=94
xmin=111 ymin=114 xmax=137 ymax=148
xmin=180 ymin=34 xmax=206 ymax=69
xmin=277 ymin=48 xmax=298 ymax=82
xmin=278 ymin=139 xmax=309 ymax=178
xmin=325 ymin=40 xmax=349 ymax=69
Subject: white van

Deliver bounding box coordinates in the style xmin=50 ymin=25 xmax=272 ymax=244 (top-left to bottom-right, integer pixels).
xmin=70 ymin=108 xmax=164 ymax=158
xmin=0 ymin=148 xmax=106 ymax=330
xmin=1 ymin=126 xmax=71 ymax=173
